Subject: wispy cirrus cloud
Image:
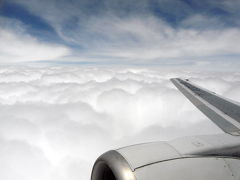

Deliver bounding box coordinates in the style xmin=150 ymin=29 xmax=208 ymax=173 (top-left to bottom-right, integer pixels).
xmin=0 ymin=0 xmax=240 ymax=64
xmin=73 ymin=15 xmax=240 ymax=61
xmin=0 ymin=17 xmax=70 ymax=63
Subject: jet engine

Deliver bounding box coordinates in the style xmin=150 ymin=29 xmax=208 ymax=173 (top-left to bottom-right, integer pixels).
xmin=91 ymin=135 xmax=240 ymax=180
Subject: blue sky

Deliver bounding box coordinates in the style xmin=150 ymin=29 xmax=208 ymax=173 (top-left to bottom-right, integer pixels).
xmin=0 ymin=0 xmax=240 ymax=67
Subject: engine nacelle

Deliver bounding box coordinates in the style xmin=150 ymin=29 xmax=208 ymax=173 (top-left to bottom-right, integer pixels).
xmin=91 ymin=134 xmax=240 ymax=180
xmin=91 ymin=150 xmax=136 ymax=180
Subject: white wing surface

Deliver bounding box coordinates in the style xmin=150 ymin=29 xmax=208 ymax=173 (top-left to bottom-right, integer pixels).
xmin=171 ymin=78 xmax=240 ymax=136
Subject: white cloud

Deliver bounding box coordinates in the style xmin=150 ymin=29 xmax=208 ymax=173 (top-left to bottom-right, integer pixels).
xmin=0 ymin=138 xmax=51 ymax=180
xmin=5 ymin=1 xmax=240 ymax=63
xmin=52 ymin=15 xmax=240 ymax=63
xmin=94 ymin=16 xmax=240 ymax=59
xmin=0 ymin=65 xmax=239 ymax=180
xmin=0 ymin=17 xmax=70 ymax=63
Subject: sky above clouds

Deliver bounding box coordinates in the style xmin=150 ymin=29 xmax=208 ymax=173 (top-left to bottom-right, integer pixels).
xmin=0 ymin=0 xmax=240 ymax=66
xmin=0 ymin=1 xmax=240 ymax=180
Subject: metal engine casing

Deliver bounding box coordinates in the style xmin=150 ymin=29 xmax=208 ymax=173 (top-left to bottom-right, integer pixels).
xmin=91 ymin=134 xmax=240 ymax=180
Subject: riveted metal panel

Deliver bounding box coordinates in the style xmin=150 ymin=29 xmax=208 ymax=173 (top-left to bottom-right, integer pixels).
xmin=224 ymin=158 xmax=240 ymax=179
xmin=135 ymin=157 xmax=237 ymax=180
xmin=117 ymin=142 xmax=181 ymax=170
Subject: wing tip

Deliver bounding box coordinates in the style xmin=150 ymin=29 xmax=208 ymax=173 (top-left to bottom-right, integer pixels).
xmin=170 ymin=78 xmax=190 ymax=82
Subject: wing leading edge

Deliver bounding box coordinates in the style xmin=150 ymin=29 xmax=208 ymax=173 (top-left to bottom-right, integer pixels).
xmin=171 ymin=78 xmax=240 ymax=136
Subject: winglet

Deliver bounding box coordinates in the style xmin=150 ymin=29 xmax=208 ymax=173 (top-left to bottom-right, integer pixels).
xmin=171 ymin=78 xmax=240 ymax=136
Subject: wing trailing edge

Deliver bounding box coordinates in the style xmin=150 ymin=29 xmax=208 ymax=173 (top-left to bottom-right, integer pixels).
xmin=171 ymin=78 xmax=240 ymax=136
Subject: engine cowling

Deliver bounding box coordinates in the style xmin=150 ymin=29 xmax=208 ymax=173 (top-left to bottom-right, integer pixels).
xmin=91 ymin=150 xmax=136 ymax=180
xmin=91 ymin=134 xmax=240 ymax=180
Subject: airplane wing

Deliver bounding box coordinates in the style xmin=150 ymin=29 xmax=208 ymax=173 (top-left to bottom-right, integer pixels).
xmin=91 ymin=78 xmax=240 ymax=180
xmin=171 ymin=78 xmax=240 ymax=136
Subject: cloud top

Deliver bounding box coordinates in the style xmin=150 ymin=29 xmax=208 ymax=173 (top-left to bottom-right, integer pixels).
xmin=0 ymin=65 xmax=239 ymax=180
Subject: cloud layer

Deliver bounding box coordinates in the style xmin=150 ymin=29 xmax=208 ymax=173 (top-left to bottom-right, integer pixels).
xmin=0 ymin=65 xmax=239 ymax=180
